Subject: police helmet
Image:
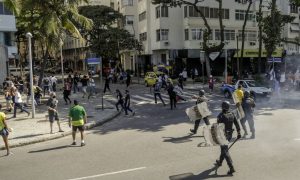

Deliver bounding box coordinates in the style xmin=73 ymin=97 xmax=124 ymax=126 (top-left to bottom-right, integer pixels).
xmin=221 ymin=101 xmax=230 ymax=111
xmin=199 ymin=89 xmax=205 ymax=96
xmin=244 ymin=91 xmax=250 ymax=98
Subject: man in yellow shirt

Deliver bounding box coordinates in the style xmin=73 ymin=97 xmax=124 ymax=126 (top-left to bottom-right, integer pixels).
xmin=0 ymin=104 xmax=11 ymax=156
xmin=235 ymin=85 xmax=244 ymax=105
xmin=69 ymin=100 xmax=87 ymax=146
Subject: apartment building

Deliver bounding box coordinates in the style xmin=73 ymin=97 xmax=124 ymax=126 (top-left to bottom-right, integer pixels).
xmin=0 ymin=0 xmax=17 ymax=74
xmin=118 ymin=0 xmax=299 ymax=75
xmin=62 ymin=0 xmax=116 ymax=71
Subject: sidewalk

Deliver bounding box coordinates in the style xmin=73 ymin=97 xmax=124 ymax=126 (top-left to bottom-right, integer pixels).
xmin=0 ymin=91 xmax=120 ymax=150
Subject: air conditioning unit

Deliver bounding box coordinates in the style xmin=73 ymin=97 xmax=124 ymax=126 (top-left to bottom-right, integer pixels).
xmin=164 ymin=41 xmax=169 ymax=46
xmin=249 ymin=41 xmax=256 ymax=46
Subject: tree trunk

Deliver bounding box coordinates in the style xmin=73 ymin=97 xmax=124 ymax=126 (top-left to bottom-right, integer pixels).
xmin=205 ymin=53 xmax=211 ymax=78
xmin=38 ymin=49 xmax=49 ymax=86
xmin=258 ymin=0 xmax=263 ymax=74
xmin=240 ymin=1 xmax=253 ymax=75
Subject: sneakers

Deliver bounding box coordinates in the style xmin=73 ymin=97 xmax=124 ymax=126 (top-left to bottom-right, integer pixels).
xmin=132 ymin=111 xmax=135 ymax=116
xmin=243 ymin=132 xmax=248 ymax=138
xmin=190 ymin=129 xmax=196 ymax=134
xmin=81 ymin=142 xmax=86 ymax=146
xmin=71 ymin=142 xmax=76 ymax=146
xmin=250 ymin=134 xmax=255 ymax=139
xmin=227 ymin=168 xmax=235 ymax=175
xmin=214 ymin=160 xmax=222 ymax=167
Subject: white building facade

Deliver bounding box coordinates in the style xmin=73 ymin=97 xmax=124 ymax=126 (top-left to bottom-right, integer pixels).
xmin=118 ymin=0 xmax=299 ymax=75
xmin=0 ymin=0 xmax=17 ymax=73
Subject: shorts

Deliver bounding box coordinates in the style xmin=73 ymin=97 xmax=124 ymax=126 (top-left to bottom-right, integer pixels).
xmin=72 ymin=126 xmax=85 ymax=132
xmin=49 ymin=113 xmax=59 ymax=123
xmin=82 ymin=86 xmax=87 ymax=93
xmin=0 ymin=128 xmax=9 ymax=137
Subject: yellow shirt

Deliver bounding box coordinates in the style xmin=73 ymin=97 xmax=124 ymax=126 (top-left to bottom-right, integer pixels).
xmin=235 ymin=89 xmax=244 ymax=103
xmin=0 ymin=112 xmax=6 ymax=130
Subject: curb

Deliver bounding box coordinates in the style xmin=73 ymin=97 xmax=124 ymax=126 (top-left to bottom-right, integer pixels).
xmin=0 ymin=107 xmax=121 ymax=150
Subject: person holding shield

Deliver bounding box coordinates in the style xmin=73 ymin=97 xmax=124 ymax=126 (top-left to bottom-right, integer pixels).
xmin=215 ymin=101 xmax=241 ymax=175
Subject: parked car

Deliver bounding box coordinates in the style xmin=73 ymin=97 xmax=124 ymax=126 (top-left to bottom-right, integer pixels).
xmin=221 ymin=80 xmax=272 ymax=98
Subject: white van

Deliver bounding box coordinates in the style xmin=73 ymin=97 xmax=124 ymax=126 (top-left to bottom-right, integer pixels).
xmin=9 ymin=67 xmax=30 ymax=76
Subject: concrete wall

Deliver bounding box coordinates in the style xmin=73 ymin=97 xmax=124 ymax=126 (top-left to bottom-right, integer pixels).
xmin=0 ymin=45 xmax=8 ymax=84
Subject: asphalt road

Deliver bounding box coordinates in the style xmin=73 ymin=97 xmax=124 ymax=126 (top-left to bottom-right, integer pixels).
xmin=1 ymin=84 xmax=300 ymax=180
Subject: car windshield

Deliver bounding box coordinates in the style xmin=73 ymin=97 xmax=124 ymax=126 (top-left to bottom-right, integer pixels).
xmin=247 ymin=81 xmax=258 ymax=87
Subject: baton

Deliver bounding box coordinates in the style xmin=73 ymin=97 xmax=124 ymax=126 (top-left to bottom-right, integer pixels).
xmin=227 ymin=137 xmax=240 ymax=151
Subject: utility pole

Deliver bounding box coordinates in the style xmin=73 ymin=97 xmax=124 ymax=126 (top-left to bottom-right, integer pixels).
xmin=26 ymin=32 xmax=35 ymax=118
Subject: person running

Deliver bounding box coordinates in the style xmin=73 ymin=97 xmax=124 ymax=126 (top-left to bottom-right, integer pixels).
xmin=12 ymin=88 xmax=30 ymax=118
xmin=124 ymin=90 xmax=135 ymax=116
xmin=126 ymin=73 xmax=131 ymax=88
xmin=81 ymin=75 xmax=89 ymax=98
xmin=115 ymin=89 xmax=124 ymax=112
xmin=215 ymin=101 xmax=241 ymax=175
xmin=88 ymin=76 xmax=96 ymax=99
xmin=73 ymin=73 xmax=80 ymax=93
xmin=208 ymin=75 xmax=214 ymax=94
xmin=51 ymin=76 xmax=57 ymax=92
xmin=154 ymin=81 xmax=166 ymax=106
xmin=167 ymin=82 xmax=177 ymax=110
xmin=241 ymin=91 xmax=256 ymax=139
xmin=0 ymin=104 xmax=11 ymax=156
xmin=47 ymin=92 xmax=64 ymax=134
xmin=103 ymin=76 xmax=111 ymax=94
xmin=190 ymin=90 xmax=210 ymax=134
xmin=234 ymin=85 xmax=244 ymax=105
xmin=63 ymin=80 xmax=72 ymax=105
xmin=69 ymin=100 xmax=87 ymax=146
xmin=4 ymin=88 xmax=13 ymax=112
xmin=42 ymin=75 xmax=50 ymax=96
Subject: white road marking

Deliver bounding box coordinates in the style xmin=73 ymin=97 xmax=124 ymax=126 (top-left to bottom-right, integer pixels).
xmin=132 ymin=95 xmax=154 ymax=102
xmin=67 ymin=167 xmax=146 ymax=180
xmin=294 ymin=138 xmax=300 ymax=141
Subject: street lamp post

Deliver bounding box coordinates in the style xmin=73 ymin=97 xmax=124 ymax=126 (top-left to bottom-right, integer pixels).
xmin=225 ymin=49 xmax=228 ymax=83
xmin=26 ymin=32 xmax=35 ymax=118
xmin=236 ymin=35 xmax=240 ymax=78
xmin=60 ymin=40 xmax=64 ymax=86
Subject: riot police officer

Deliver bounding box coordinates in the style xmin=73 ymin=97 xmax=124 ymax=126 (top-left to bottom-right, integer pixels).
xmin=190 ymin=90 xmax=210 ymax=134
xmin=241 ymin=91 xmax=256 ymax=138
xmin=215 ymin=101 xmax=241 ymax=175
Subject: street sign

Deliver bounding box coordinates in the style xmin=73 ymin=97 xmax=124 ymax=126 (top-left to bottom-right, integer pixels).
xmin=268 ymin=57 xmax=282 ymax=63
xmin=209 ymin=52 xmax=220 ymax=61
xmin=87 ymin=57 xmax=101 ymax=65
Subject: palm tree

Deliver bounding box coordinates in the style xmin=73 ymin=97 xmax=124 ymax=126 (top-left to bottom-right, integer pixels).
xmin=3 ymin=0 xmax=19 ymax=15
xmin=16 ymin=0 xmax=93 ymax=84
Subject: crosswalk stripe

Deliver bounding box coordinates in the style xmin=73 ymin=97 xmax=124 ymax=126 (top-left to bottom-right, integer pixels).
xmin=143 ymin=94 xmax=170 ymax=103
xmin=132 ymin=95 xmax=154 ymax=102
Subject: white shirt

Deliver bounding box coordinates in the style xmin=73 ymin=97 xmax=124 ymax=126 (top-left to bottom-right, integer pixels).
xmin=51 ymin=77 xmax=57 ymax=84
xmin=14 ymin=92 xmax=23 ymax=103
xmin=89 ymin=79 xmax=96 ymax=87
xmin=182 ymin=71 xmax=187 ymax=78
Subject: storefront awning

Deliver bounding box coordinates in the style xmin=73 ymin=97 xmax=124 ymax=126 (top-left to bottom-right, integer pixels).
xmin=234 ymin=49 xmax=283 ymax=58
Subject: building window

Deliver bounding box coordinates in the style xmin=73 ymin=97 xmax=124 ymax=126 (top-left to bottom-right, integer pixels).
xmin=187 ymin=6 xmax=229 ymax=19
xmin=156 ymin=6 xmax=169 ymax=18
xmin=156 ymin=6 xmax=160 ymax=18
xmin=122 ymin=0 xmax=133 ymax=7
xmin=191 ymin=29 xmax=202 ymax=40
xmin=0 ymin=2 xmax=13 ymax=15
xmin=125 ymin=15 xmax=134 ymax=25
xmin=290 ymin=4 xmax=298 ymax=14
xmin=189 ymin=6 xmax=200 ymax=17
xmin=238 ymin=30 xmax=257 ymax=41
xmin=156 ymin=29 xmax=169 ymax=41
xmin=215 ymin=29 xmax=235 ymax=41
xmin=110 ymin=2 xmax=114 ymax=9
xmin=184 ymin=6 xmax=188 ymax=18
xmin=235 ymin=10 xmax=255 ymax=21
xmin=139 ymin=11 xmax=146 ymax=21
xmin=161 ymin=6 xmax=168 ymax=17
xmin=139 ymin=32 xmax=147 ymax=41
xmin=184 ymin=29 xmax=189 ymax=40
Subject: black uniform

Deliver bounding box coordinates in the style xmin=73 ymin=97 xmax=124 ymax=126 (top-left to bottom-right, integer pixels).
xmin=216 ymin=110 xmax=241 ymax=172
xmin=124 ymin=93 xmax=134 ymax=115
xmin=191 ymin=95 xmax=210 ymax=134
xmin=154 ymin=83 xmax=165 ymax=106
xmin=115 ymin=91 xmax=124 ymax=111
xmin=241 ymin=97 xmax=255 ymax=137
xmin=103 ymin=77 xmax=111 ymax=93
xmin=167 ymin=84 xmax=176 ymax=110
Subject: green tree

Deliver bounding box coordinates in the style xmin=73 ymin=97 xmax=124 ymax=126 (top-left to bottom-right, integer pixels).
xmin=15 ymin=0 xmax=92 ymax=84
xmin=262 ymin=1 xmax=295 ymax=59
xmin=79 ymin=5 xmax=141 ymax=69
xmin=152 ymin=0 xmax=226 ymax=77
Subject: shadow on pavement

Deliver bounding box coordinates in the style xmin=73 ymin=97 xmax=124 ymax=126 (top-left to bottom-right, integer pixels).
xmin=169 ymin=166 xmax=230 ymax=180
xmin=162 ymin=134 xmax=203 ymax=144
xmin=28 ymin=145 xmax=70 ymax=153
xmin=10 ymin=133 xmax=45 ymax=140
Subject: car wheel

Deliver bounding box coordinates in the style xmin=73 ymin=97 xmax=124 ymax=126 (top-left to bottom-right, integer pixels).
xmin=224 ymin=91 xmax=231 ymax=98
